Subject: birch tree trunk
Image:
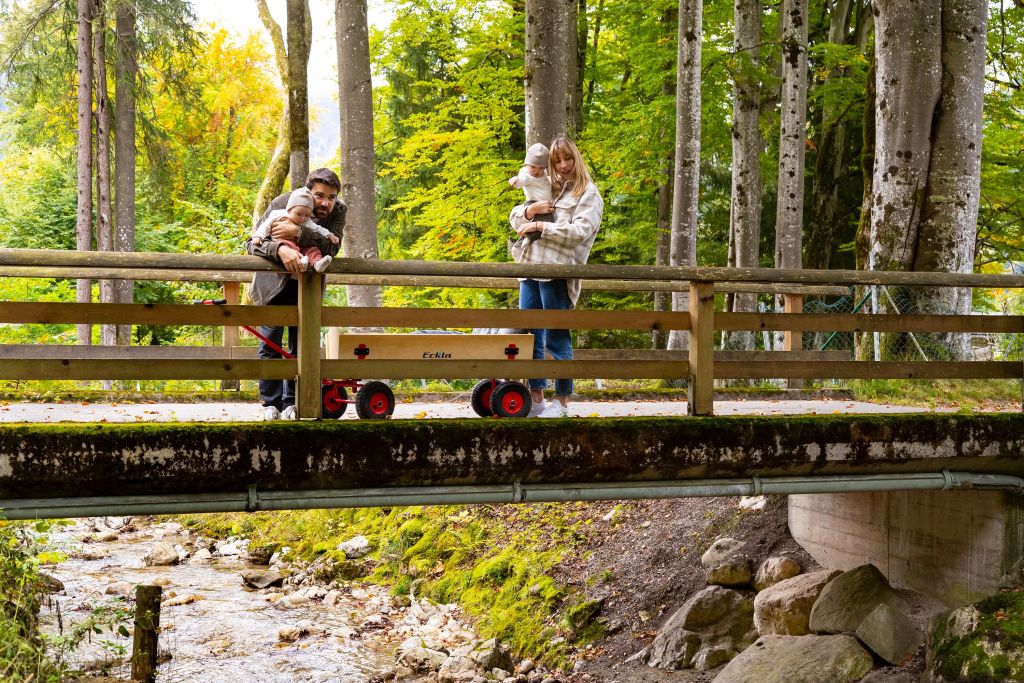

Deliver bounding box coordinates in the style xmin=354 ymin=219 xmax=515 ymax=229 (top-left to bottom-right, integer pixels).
xmin=337 ymin=0 xmax=382 ymax=313
xmin=727 ymin=0 xmax=762 ymax=351
xmin=94 ymin=0 xmax=115 ymax=348
xmin=525 ymin=0 xmax=571 ymax=144
xmin=254 ymin=0 xmax=291 ymax=219
xmin=76 ymin=0 xmax=94 ymax=346
xmin=774 ymin=0 xmax=807 ymax=338
xmin=113 ymin=1 xmax=136 ymax=345
xmin=870 ymin=0 xmax=986 ymax=360
xmin=667 ymin=0 xmax=702 ymax=352
xmin=286 ymin=0 xmax=311 ymax=188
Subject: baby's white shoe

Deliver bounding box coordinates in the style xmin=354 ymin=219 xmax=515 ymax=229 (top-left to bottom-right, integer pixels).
xmin=314 ymin=255 xmax=333 ymax=273
xmin=299 ymin=255 xmax=309 ymax=272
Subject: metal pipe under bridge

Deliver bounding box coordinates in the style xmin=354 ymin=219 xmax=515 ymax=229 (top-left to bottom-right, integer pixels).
xmin=3 ymin=413 xmax=1023 ymax=520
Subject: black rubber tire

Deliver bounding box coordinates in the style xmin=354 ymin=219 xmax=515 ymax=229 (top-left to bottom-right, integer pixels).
xmin=489 ymin=381 xmax=532 ymax=418
xmin=321 ymin=383 xmax=348 ymax=419
xmin=470 ymin=379 xmax=497 ymax=417
xmin=355 ymin=381 xmax=395 ymax=420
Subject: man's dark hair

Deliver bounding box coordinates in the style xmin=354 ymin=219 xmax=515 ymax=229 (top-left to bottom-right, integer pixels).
xmin=305 ymin=168 xmax=341 ymax=192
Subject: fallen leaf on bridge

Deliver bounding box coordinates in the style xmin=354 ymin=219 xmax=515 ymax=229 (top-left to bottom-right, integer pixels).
xmin=414 ymin=411 xmax=428 ymax=419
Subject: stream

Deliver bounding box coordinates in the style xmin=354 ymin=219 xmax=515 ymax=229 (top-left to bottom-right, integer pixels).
xmin=39 ymin=519 xmax=398 ymax=682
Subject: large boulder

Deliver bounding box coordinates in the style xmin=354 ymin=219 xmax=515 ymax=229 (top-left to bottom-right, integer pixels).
xmin=646 ymin=586 xmax=757 ymax=671
xmin=924 ymin=592 xmax=1024 ymax=682
xmin=754 ymin=569 xmax=840 ymax=636
xmin=239 ymin=569 xmax=285 ymax=589
xmin=143 ymin=542 xmax=179 ymax=567
xmin=753 ymin=556 xmax=802 ymax=592
xmin=808 ymin=564 xmax=904 ymax=634
xmin=337 ymin=535 xmax=372 ymax=559
xmin=702 ymin=537 xmax=744 ymax=568
xmin=855 ymin=602 xmax=920 ymax=665
xmin=712 ymin=634 xmax=873 ymax=683
xmin=437 ymin=639 xmax=512 ymax=683
xmin=397 ymin=636 xmax=450 ymax=673
xmin=708 ymin=558 xmax=753 ymax=587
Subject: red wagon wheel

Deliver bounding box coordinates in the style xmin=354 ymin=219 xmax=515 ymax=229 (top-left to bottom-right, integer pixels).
xmin=355 ymin=381 xmax=395 ymax=420
xmin=489 ymin=381 xmax=531 ymax=419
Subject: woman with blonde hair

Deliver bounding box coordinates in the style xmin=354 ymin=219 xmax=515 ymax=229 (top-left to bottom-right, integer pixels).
xmin=509 ymin=136 xmax=604 ymax=418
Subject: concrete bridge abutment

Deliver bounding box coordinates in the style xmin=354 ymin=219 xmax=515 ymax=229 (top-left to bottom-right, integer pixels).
xmin=789 ymin=490 xmax=1024 ymax=606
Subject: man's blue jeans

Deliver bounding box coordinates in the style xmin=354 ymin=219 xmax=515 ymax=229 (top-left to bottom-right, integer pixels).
xmin=258 ymin=279 xmax=298 ymax=410
xmin=519 ymin=278 xmax=573 ymax=397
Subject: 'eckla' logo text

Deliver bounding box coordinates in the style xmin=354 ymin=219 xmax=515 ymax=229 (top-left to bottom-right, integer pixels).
xmin=423 ymin=351 xmax=453 ymax=359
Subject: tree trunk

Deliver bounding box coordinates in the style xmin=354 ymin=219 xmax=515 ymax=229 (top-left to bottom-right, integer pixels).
xmin=727 ymin=0 xmax=762 ymax=351
xmin=286 ymin=0 xmax=311 ymax=188
xmin=94 ymin=0 xmax=115 ymax=348
xmin=912 ymin=0 xmax=987 ymax=358
xmin=774 ymin=0 xmax=807 ymax=329
xmin=337 ymin=0 xmax=382 ymax=313
xmin=566 ymin=0 xmax=585 ymax=136
xmin=653 ymin=7 xmax=676 ymax=350
xmin=76 ymin=0 xmax=94 ymax=346
xmin=870 ymin=0 xmax=986 ymax=360
xmin=113 ymin=1 xmax=136 ymax=345
xmin=525 ymin=0 xmax=571 ymax=144
xmin=583 ymin=0 xmax=604 ymax=122
xmin=667 ymin=0 xmax=702 ymax=352
xmin=509 ymin=0 xmax=527 ymax=154
xmin=254 ymin=0 xmax=291 ymax=218
xmin=870 ymin=0 xmax=941 ymax=274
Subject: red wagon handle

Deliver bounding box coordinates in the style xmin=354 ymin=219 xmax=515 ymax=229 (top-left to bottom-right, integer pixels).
xmin=193 ymin=298 xmax=294 ymax=359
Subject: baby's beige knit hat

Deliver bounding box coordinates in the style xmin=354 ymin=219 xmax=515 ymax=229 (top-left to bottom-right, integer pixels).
xmin=287 ymin=187 xmax=315 ymax=211
xmin=524 ymin=142 xmax=549 ymax=168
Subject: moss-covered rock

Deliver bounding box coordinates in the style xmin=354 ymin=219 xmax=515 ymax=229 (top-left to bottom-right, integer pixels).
xmin=926 ymin=590 xmax=1024 ymax=681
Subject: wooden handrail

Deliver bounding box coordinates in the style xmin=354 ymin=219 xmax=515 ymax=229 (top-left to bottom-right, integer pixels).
xmin=0 ymin=248 xmax=1021 ymax=418
xmin=3 ymin=248 xmax=1024 ymax=288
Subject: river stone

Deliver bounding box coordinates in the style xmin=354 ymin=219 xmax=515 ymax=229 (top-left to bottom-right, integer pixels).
xmin=162 ymin=593 xmax=204 ymax=607
xmin=855 ymin=602 xmax=920 ymax=664
xmin=702 ymin=537 xmax=744 ymax=568
xmin=93 ymin=528 xmax=119 ymax=543
xmin=190 ymin=548 xmax=212 ymax=563
xmin=104 ymin=581 xmax=133 ymax=596
xmin=278 ymin=625 xmax=303 ymax=642
xmin=646 ymin=586 xmax=756 ymax=671
xmin=753 ymin=556 xmax=802 ymax=591
xmin=36 ymin=572 xmax=65 ymax=593
xmin=337 ymin=535 xmax=372 ymax=559
xmin=707 ymin=558 xmax=753 ymax=587
xmin=754 ymin=569 xmax=841 ymax=636
xmin=144 ymin=542 xmax=179 ymax=566
xmin=240 ymin=569 xmax=285 ymax=589
xmin=398 ymin=645 xmax=449 ymax=672
xmin=809 ymin=564 xmax=904 ymax=634
xmin=712 ymin=634 xmax=873 ymax=683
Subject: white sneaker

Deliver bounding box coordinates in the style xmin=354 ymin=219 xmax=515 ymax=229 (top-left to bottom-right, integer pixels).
xmin=313 ymin=255 xmax=333 ymax=273
xmin=299 ymin=255 xmax=310 ymax=272
xmin=538 ymin=402 xmax=569 ymax=418
xmin=263 ymin=406 xmax=280 ymax=421
xmin=528 ymin=400 xmax=548 ymax=418
xmin=281 ymin=405 xmax=297 ymax=420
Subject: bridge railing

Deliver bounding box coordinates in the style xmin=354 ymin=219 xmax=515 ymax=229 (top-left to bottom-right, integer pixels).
xmin=1 ymin=248 xmax=1021 ymax=417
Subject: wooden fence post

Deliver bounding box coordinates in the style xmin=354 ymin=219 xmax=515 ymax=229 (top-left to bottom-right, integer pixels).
xmin=688 ymin=280 xmax=715 ymax=416
xmin=297 ymin=272 xmax=322 ymax=419
xmin=221 ymin=281 xmax=240 ymax=391
xmin=130 ymin=584 xmax=162 ymax=683
xmin=783 ymin=292 xmax=803 ymax=390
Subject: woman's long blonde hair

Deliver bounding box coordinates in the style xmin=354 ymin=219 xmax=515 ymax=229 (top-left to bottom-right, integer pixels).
xmin=549 ymin=136 xmax=592 ymax=199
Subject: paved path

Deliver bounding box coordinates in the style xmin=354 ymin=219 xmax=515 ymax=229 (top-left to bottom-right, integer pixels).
xmin=0 ymin=398 xmax=939 ymax=423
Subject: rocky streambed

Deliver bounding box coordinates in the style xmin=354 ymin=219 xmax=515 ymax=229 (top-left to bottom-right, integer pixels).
xmin=38 ymin=518 xmax=548 ymax=683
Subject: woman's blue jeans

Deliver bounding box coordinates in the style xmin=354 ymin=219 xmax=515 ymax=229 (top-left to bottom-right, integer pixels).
xmin=519 ymin=278 xmax=573 ymax=397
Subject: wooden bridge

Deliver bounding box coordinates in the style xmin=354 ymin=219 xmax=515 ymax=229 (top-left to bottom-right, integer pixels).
xmin=1 ymin=248 xmax=1023 ymax=512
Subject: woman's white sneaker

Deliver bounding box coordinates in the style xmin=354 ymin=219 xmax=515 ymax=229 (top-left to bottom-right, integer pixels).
xmin=263 ymin=406 xmax=281 ymax=421
xmin=527 ymin=400 xmax=548 ymax=418
xmin=281 ymin=405 xmax=297 ymax=420
xmin=538 ymin=402 xmax=569 ymax=418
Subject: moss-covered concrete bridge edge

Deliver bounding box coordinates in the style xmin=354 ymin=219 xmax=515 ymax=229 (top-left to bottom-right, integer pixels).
xmin=2 ymin=413 xmax=1023 ymax=519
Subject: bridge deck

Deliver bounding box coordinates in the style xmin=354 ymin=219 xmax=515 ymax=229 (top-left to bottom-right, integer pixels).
xmin=2 ymin=414 xmax=1022 ymax=518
